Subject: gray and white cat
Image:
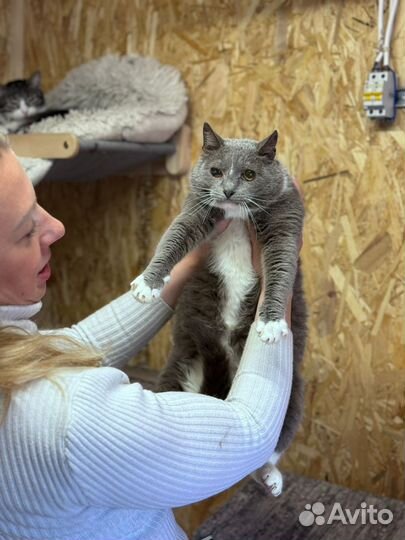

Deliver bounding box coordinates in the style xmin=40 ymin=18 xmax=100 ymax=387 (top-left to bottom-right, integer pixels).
xmin=0 ymin=71 xmax=68 ymax=133
xmin=132 ymin=123 xmax=307 ymax=496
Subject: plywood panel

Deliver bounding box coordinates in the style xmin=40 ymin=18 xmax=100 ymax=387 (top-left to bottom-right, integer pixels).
xmin=1 ymin=0 xmax=404 ymax=535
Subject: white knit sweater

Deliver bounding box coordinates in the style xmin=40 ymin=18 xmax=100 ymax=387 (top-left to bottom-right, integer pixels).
xmin=0 ymin=291 xmax=293 ymax=540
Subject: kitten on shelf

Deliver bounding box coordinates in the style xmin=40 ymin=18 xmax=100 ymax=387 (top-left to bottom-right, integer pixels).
xmin=0 ymin=71 xmax=69 ymax=134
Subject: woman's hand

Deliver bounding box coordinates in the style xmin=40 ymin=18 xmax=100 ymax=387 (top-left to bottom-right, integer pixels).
xmin=160 ymin=219 xmax=231 ymax=308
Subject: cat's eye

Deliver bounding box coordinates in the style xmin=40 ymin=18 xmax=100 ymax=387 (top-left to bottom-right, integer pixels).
xmin=210 ymin=167 xmax=223 ymax=178
xmin=243 ymin=169 xmax=256 ymax=181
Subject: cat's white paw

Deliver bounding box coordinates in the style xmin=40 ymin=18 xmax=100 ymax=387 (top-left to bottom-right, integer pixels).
xmin=130 ymin=274 xmax=170 ymax=303
xmin=263 ymin=466 xmax=283 ymax=497
xmin=256 ymin=319 xmax=289 ymax=343
xmin=252 ymin=462 xmax=284 ymax=497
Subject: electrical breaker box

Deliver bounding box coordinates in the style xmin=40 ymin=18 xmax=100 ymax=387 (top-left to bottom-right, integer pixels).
xmin=363 ymin=70 xmax=397 ymax=120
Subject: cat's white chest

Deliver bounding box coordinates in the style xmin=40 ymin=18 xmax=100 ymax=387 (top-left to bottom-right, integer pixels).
xmin=208 ymin=219 xmax=257 ymax=329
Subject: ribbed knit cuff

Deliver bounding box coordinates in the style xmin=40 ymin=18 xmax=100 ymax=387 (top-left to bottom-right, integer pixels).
xmin=44 ymin=292 xmax=175 ymax=370
xmin=93 ymin=292 xmax=174 ymax=367
xmin=236 ymin=322 xmax=293 ymax=379
xmin=226 ymin=322 xmax=294 ymax=440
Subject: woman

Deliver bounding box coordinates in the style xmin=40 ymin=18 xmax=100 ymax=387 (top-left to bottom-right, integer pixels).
xmin=0 ymin=138 xmax=294 ymax=540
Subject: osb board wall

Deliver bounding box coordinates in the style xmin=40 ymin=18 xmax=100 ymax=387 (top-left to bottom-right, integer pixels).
xmin=1 ymin=0 xmax=405 ymax=533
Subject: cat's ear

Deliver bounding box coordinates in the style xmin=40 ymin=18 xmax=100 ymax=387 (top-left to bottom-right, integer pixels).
xmin=202 ymin=122 xmax=224 ymax=152
xmin=257 ymin=130 xmax=278 ymax=160
xmin=29 ymin=71 xmax=41 ymax=88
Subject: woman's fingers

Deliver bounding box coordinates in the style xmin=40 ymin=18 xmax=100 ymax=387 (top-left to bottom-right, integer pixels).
xmin=211 ymin=218 xmax=232 ymax=238
xmin=292 ymin=176 xmax=304 ymax=200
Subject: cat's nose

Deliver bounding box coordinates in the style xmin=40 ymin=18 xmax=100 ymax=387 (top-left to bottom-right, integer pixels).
xmin=223 ymin=189 xmax=235 ymax=199
xmin=19 ymin=100 xmax=29 ymax=114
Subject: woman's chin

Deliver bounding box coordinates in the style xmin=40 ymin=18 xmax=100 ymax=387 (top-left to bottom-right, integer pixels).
xmin=32 ymin=282 xmax=47 ymax=301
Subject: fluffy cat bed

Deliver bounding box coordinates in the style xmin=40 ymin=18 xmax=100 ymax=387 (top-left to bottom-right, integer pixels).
xmin=19 ymin=54 xmax=188 ymax=183
xmin=30 ymin=54 xmax=188 ymax=142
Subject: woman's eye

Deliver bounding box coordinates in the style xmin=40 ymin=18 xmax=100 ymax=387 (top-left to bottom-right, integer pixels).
xmin=210 ymin=167 xmax=223 ymax=178
xmin=243 ymin=169 xmax=256 ymax=181
xmin=25 ymin=223 xmax=37 ymax=239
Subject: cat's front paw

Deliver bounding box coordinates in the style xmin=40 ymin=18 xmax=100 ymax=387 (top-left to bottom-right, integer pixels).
xmin=130 ymin=274 xmax=170 ymax=303
xmin=256 ymin=319 xmax=289 ymax=343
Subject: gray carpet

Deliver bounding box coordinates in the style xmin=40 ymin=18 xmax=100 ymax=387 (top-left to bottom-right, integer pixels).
xmin=193 ymin=472 xmax=405 ymax=540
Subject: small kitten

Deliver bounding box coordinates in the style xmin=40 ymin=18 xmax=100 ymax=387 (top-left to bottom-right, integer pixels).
xmin=0 ymin=71 xmax=69 ymax=133
xmin=132 ymin=123 xmax=307 ymax=496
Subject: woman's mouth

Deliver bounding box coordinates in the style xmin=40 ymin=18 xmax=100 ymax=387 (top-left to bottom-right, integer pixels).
xmin=38 ymin=262 xmax=51 ymax=281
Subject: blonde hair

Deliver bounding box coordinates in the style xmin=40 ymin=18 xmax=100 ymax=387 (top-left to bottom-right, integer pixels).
xmin=0 ymin=137 xmax=104 ymax=424
xmin=0 ymin=135 xmax=10 ymax=151
xmin=0 ymin=328 xmax=104 ymax=424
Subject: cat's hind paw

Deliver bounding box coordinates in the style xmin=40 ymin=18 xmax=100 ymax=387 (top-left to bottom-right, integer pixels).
xmin=256 ymin=319 xmax=289 ymax=343
xmin=130 ymin=274 xmax=170 ymax=303
xmin=263 ymin=466 xmax=283 ymax=497
xmin=251 ymin=463 xmax=283 ymax=497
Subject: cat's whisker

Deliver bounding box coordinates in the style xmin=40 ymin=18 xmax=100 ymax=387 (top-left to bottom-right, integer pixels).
xmin=250 ymin=196 xmax=270 ymax=203
xmin=198 ymin=189 xmax=217 ymax=199
xmin=187 ymin=197 xmax=213 ymax=217
xmin=202 ymin=204 xmax=213 ymax=225
xmin=187 ymin=199 xmax=210 ymax=213
xmin=187 ymin=205 xmax=207 ymax=217
xmin=246 ymin=198 xmax=272 ymax=217
xmin=187 ymin=194 xmax=212 ymax=207
xmin=243 ymin=202 xmax=260 ymax=238
xmin=188 ymin=198 xmax=212 ymax=220
xmin=241 ymin=203 xmax=249 ymax=223
xmin=205 ymin=204 xmax=214 ymax=223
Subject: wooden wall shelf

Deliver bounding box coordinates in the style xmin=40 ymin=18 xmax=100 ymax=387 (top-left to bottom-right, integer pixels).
xmin=9 ymin=125 xmax=191 ymax=181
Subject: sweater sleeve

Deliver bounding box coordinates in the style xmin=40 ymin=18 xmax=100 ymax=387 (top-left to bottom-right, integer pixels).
xmin=42 ymin=291 xmax=174 ymax=369
xmin=65 ymin=325 xmax=293 ymax=509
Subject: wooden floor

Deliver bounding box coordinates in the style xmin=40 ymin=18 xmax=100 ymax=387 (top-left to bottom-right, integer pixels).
xmin=193 ymin=472 xmax=405 ymax=540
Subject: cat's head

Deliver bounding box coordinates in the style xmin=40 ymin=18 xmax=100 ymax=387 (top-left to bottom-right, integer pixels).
xmin=0 ymin=71 xmax=45 ymax=119
xmin=191 ymin=123 xmax=289 ymax=219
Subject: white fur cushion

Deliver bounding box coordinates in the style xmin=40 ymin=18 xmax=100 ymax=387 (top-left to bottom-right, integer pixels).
xmin=29 ymin=54 xmax=188 ymax=143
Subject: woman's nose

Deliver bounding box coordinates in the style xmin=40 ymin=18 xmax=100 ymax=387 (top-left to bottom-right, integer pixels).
xmin=42 ymin=211 xmax=65 ymax=246
xmin=50 ymin=216 xmax=65 ymax=244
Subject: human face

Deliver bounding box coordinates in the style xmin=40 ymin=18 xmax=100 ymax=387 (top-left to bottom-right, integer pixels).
xmin=0 ymin=149 xmax=65 ymax=305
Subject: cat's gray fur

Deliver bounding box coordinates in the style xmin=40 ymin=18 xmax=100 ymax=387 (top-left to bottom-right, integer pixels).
xmin=133 ymin=123 xmax=307 ymax=495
